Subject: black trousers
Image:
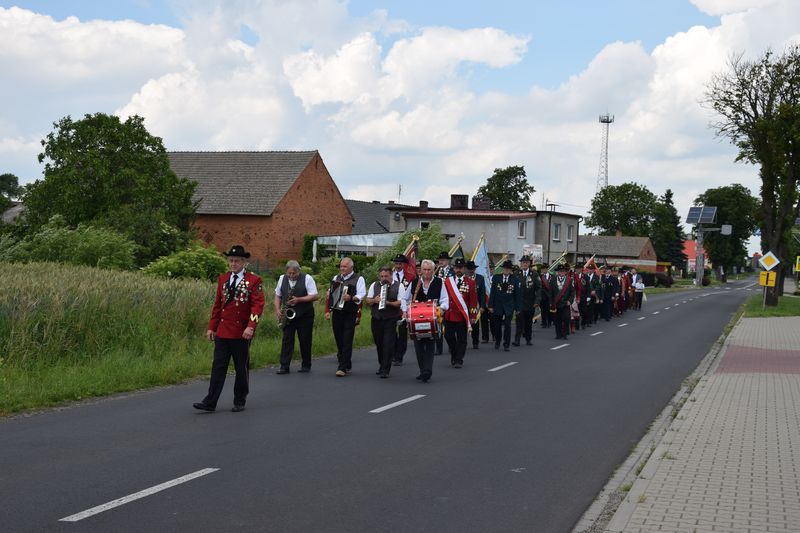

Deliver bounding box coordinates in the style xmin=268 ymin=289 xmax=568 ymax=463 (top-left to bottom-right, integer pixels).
xmin=553 ymin=306 xmax=571 ymax=339
xmin=515 ymin=308 xmax=535 ymax=343
xmin=471 ymin=310 xmax=490 ymax=346
xmin=493 ymin=313 xmax=513 ymax=348
xmin=332 ymin=310 xmax=357 ymax=371
xmin=444 ymin=320 xmax=468 ymax=364
xmin=636 ymin=292 xmax=643 ymax=309
xmin=435 ymin=334 xmax=444 ymax=355
xmin=580 ymin=299 xmax=592 ymax=327
xmin=203 ymin=337 xmax=249 ymax=408
xmin=371 ymin=317 xmax=397 ymax=375
xmin=601 ymin=298 xmax=614 ymax=321
xmin=540 ymin=301 xmax=551 ymax=328
xmin=413 ymin=338 xmax=435 ymax=379
xmin=394 ymin=321 xmax=408 ymax=362
xmin=593 ymin=299 xmax=602 ymax=323
xmin=279 ymin=312 xmax=314 ymax=369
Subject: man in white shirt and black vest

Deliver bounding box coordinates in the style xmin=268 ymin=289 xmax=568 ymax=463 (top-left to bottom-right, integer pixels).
xmin=274 ymin=260 xmax=319 ymax=374
xmin=391 ymin=253 xmax=411 ymax=365
xmin=325 ymin=257 xmax=366 ymax=377
xmin=403 ymin=259 xmax=450 ymax=383
xmin=366 ymin=265 xmax=407 ymax=378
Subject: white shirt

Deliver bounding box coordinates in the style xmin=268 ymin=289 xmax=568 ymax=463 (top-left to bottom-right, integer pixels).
xmin=368 ymin=281 xmax=409 ymax=312
xmin=228 ymin=268 xmax=245 ymax=288
xmin=331 ymin=271 xmax=366 ymax=304
xmin=402 ymin=277 xmax=449 ymax=311
xmin=274 ymin=273 xmax=318 ymax=297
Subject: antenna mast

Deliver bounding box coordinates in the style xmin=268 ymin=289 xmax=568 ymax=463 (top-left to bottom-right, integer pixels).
xmin=597 ymin=113 xmax=614 ymax=193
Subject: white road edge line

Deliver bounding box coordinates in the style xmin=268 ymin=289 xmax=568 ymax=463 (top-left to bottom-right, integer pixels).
xmin=618 ymin=323 xmax=628 ymax=328
xmin=653 ymin=311 xmax=660 ymax=315
xmin=59 ymin=468 xmax=220 ymax=522
xmin=369 ymin=394 xmax=426 ymax=414
xmin=664 ymin=307 xmax=671 ymax=310
xmin=488 ymin=361 xmax=518 ymax=372
xmin=590 ymin=331 xmax=604 ymax=337
xmin=551 ymin=343 xmax=569 ymax=350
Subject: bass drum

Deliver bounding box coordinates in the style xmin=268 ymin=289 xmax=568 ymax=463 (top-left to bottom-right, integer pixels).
xmin=408 ymin=301 xmax=441 ymax=340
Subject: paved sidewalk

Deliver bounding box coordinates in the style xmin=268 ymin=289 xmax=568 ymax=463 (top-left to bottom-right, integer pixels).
xmin=607 ymin=315 xmax=800 ymax=533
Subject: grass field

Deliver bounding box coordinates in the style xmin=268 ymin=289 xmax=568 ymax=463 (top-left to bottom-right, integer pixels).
xmin=0 ymin=262 xmax=373 ymax=414
xmin=743 ymin=293 xmax=800 ymax=317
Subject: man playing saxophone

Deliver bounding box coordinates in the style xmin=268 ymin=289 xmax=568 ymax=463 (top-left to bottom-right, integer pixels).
xmin=274 ymin=260 xmax=319 ymax=374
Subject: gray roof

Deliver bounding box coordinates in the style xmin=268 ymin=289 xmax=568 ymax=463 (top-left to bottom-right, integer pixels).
xmin=168 ymin=151 xmax=317 ymax=216
xmin=345 ymin=199 xmax=397 ymax=234
xmin=578 ymin=235 xmax=651 ymax=258
xmin=1 ymin=202 xmax=23 ymax=224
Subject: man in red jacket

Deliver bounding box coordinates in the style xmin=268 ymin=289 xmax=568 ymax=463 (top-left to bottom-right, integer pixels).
xmin=443 ymin=257 xmax=477 ymax=368
xmin=194 ymin=245 xmax=265 ymax=413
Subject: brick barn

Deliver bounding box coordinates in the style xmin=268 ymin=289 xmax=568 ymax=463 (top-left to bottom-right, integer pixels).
xmin=168 ymin=151 xmax=353 ymax=267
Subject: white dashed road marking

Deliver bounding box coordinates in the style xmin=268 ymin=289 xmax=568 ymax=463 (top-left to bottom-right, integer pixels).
xmin=370 ymin=395 xmax=426 ymax=414
xmin=488 ymin=362 xmax=518 ymax=372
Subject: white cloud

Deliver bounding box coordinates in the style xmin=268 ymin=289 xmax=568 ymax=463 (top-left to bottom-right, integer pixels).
xmin=690 ymin=0 xmax=777 ymax=16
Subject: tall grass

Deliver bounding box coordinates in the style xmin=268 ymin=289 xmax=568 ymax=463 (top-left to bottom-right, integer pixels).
xmin=0 ymin=262 xmax=373 ymax=414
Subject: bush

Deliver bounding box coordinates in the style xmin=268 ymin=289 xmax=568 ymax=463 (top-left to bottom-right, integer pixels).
xmin=141 ymin=243 xmax=227 ymax=281
xmin=0 ymin=215 xmax=136 ymax=269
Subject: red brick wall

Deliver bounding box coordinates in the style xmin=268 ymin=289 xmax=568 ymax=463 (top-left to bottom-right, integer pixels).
xmin=193 ymin=153 xmax=352 ymax=268
xmin=639 ymin=240 xmax=657 ymax=260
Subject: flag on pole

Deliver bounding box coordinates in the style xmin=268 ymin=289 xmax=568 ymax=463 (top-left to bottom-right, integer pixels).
xmin=402 ymin=235 xmax=419 ymax=281
xmin=448 ymin=233 xmax=465 ymax=260
xmin=470 ymin=233 xmax=492 ymax=296
xmin=493 ymin=254 xmax=509 ymax=275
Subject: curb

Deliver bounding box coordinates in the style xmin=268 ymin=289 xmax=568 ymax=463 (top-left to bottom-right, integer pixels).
xmin=572 ymin=310 xmax=743 ymax=533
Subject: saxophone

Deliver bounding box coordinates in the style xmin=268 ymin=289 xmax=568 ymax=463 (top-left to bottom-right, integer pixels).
xmin=279 ymin=283 xmax=296 ymax=329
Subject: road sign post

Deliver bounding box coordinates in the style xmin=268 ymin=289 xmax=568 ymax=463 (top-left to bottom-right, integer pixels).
xmin=758 ymin=251 xmax=781 ymax=307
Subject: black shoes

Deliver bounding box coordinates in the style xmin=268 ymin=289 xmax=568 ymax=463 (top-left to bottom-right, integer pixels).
xmin=415 ymin=374 xmax=423 ymax=380
xmin=526 ymin=340 xmax=533 ymax=346
xmin=453 ymin=362 xmax=463 ymax=368
xmin=494 ymin=344 xmax=500 ymax=350
xmin=276 ymin=368 xmax=290 ymax=375
xmin=379 ymin=373 xmax=389 ymax=379
xmin=298 ymin=367 xmax=310 ymax=373
xmin=231 ymin=405 xmax=245 ymax=412
xmin=503 ymin=346 xmax=510 ymax=352
xmin=512 ymin=341 xmax=521 ymax=347
xmin=193 ymin=402 xmax=215 ymax=412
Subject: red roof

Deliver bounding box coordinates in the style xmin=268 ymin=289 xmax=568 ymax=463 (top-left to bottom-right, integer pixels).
xmin=683 ymin=240 xmax=706 ymax=261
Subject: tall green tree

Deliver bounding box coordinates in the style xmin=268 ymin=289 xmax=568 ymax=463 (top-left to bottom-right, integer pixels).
xmin=651 ymin=189 xmax=687 ymax=268
xmin=0 ymin=172 xmax=23 ymax=211
xmin=586 ymin=182 xmax=657 ymax=236
xmin=24 ymin=113 xmax=197 ymax=265
xmin=694 ymin=184 xmax=759 ymax=278
xmin=706 ymin=47 xmax=800 ymax=300
xmin=476 ymin=165 xmax=535 ymax=211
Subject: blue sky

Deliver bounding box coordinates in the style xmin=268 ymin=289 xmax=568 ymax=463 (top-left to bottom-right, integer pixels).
xmin=0 ymin=1 xmax=794 ymax=254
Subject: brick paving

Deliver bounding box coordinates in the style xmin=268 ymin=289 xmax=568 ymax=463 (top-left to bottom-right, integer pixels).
xmin=611 ymin=316 xmax=800 ymax=533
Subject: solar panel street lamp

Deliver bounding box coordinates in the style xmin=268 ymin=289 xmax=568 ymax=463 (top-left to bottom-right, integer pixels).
xmin=686 ymin=206 xmax=717 ymax=287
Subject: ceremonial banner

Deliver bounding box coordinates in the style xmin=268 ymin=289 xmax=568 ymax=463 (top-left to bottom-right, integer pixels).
xmin=471 ymin=233 xmax=492 ymax=297
xmin=402 ymin=236 xmax=419 ymax=281
xmin=449 ymin=233 xmax=465 ymax=260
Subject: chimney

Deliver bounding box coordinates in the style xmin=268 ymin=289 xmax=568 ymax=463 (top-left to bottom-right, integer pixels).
xmin=388 ymin=200 xmax=395 ymax=205
xmin=419 ymin=200 xmax=428 ymax=211
xmin=450 ymin=194 xmax=468 ymax=209
xmin=472 ymin=195 xmax=491 ymax=210
xmin=372 ymin=200 xmax=380 ymax=204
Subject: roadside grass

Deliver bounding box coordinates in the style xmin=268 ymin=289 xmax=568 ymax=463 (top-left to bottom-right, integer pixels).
xmin=0 ymin=261 xmax=373 ymax=415
xmin=743 ymin=293 xmax=800 ymax=317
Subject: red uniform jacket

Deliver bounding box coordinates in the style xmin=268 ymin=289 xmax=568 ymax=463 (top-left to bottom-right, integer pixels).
xmin=208 ymin=271 xmax=265 ymax=339
xmin=443 ymin=275 xmax=478 ymax=324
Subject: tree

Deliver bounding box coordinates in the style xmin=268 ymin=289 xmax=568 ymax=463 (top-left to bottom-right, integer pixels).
xmin=651 ymin=189 xmax=688 ymax=269
xmin=694 ymin=184 xmax=759 ymax=279
xmin=706 ymin=47 xmax=800 ymax=301
xmin=476 ymin=166 xmax=535 ymax=211
xmin=23 ymin=113 xmax=197 ymax=265
xmin=586 ymin=182 xmax=657 ymax=236
xmin=0 ymin=172 xmax=23 ymax=211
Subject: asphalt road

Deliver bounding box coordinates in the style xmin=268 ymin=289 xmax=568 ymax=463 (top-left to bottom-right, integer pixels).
xmin=1 ymin=280 xmax=757 ymax=533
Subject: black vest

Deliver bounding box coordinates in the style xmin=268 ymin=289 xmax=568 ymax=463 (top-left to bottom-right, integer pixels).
xmin=281 ymin=272 xmax=313 ymax=318
xmin=370 ymin=281 xmax=402 ymax=320
xmin=410 ymin=277 xmax=443 ymax=303
xmin=331 ymin=273 xmax=361 ymax=313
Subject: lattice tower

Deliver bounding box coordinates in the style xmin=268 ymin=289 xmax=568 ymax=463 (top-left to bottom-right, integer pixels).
xmin=596 ymin=113 xmax=614 ymax=193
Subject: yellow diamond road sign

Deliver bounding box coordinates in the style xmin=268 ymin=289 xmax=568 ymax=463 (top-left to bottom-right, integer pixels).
xmin=758 ymin=251 xmax=780 ymax=271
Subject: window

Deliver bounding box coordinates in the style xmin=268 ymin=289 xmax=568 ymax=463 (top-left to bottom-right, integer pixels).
xmin=552 ymin=223 xmax=561 ymax=241
xmin=567 ymin=224 xmax=574 ymax=242
xmin=517 ymin=220 xmax=527 ymax=238
xmin=419 ymin=221 xmax=430 ymax=229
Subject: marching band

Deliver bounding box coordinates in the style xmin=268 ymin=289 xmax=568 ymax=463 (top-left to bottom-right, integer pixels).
xmin=195 ymin=244 xmax=647 ymax=410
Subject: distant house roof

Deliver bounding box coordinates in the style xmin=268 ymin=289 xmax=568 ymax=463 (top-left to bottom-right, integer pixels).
xmin=578 ymin=235 xmax=651 ymax=258
xmin=1 ymin=202 xmax=23 ymax=224
xmin=168 ymin=151 xmax=318 ymax=216
xmin=345 ymin=199 xmax=402 ymax=234
xmin=400 ymin=209 xmax=537 ymax=220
